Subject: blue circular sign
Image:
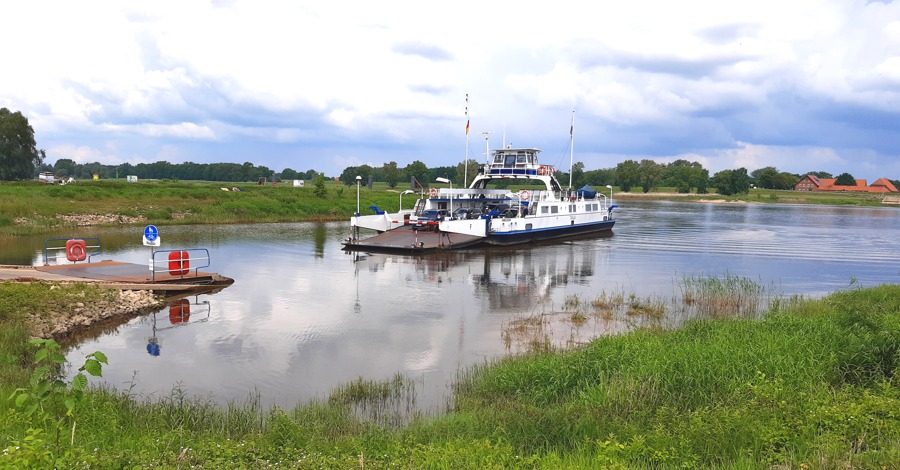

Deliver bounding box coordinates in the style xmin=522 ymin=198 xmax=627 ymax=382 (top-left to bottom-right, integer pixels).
xmin=144 ymin=225 xmax=158 ymax=241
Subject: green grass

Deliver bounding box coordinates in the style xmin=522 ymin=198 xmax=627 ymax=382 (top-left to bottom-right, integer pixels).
xmin=1 ymin=281 xmax=898 ymax=468
xmin=0 ymin=180 xmax=418 ymax=236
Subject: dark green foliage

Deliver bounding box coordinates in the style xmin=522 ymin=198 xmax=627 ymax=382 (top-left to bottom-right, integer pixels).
xmin=615 ymin=159 xmax=641 ymax=192
xmin=712 ymin=167 xmax=752 ymax=195
xmin=638 ymin=159 xmax=663 ymax=193
xmin=313 ymin=173 xmax=328 ymax=198
xmin=0 ymin=108 xmax=43 ymax=180
xmin=835 ymin=172 xmax=857 ymax=186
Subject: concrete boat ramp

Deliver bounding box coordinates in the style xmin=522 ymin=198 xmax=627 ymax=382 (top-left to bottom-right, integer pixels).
xmin=343 ymin=226 xmax=483 ymax=253
xmin=0 ymin=261 xmax=234 ymax=294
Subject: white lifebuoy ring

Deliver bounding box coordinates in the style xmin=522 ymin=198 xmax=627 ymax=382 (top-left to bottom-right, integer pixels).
xmin=537 ymin=166 xmax=546 ymax=175
xmin=519 ymin=190 xmax=530 ymax=201
xmin=429 ymin=187 xmax=438 ymax=198
xmin=65 ymin=239 xmax=87 ymax=262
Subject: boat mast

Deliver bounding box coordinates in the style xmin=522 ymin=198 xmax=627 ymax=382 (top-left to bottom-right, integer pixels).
xmin=482 ymin=131 xmax=492 ymax=165
xmin=569 ymin=110 xmax=575 ymax=189
xmin=464 ymin=94 xmax=470 ymax=188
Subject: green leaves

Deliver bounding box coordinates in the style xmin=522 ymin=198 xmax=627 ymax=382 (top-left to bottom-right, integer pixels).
xmin=6 ymin=338 xmax=109 ymax=461
xmin=81 ymin=358 xmax=104 ymax=377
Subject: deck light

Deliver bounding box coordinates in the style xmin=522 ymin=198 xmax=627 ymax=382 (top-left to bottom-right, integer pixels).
xmin=400 ymin=189 xmax=414 ymax=211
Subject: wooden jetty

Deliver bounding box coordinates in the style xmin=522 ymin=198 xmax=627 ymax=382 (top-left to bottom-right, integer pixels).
xmin=0 ymin=261 xmax=234 ymax=294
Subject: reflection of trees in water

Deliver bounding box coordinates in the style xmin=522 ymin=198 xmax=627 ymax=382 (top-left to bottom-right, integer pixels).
xmin=313 ymin=222 xmax=326 ymax=258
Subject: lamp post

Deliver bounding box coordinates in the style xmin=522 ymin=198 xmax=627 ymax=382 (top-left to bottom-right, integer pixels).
xmin=356 ymin=175 xmax=362 ymax=216
xmin=400 ymin=189 xmax=414 ymax=211
xmin=606 ymin=184 xmax=613 ymax=206
xmin=435 ymin=177 xmax=452 ymax=215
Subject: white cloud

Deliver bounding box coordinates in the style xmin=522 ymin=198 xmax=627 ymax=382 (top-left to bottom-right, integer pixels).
xmin=3 ymin=0 xmax=900 ymax=180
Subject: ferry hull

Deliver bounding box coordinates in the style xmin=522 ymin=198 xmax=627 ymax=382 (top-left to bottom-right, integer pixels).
xmin=484 ymin=219 xmax=616 ymax=246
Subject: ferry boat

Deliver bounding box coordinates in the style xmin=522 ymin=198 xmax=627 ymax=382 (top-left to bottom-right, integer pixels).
xmin=344 ymin=144 xmax=616 ymax=252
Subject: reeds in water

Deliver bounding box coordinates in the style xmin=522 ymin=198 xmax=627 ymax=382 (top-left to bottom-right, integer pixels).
xmin=500 ymin=274 xmax=776 ymax=353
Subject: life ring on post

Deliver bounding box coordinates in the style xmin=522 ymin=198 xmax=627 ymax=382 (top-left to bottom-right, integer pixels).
xmin=167 ymin=250 xmax=190 ymax=276
xmin=519 ymin=189 xmax=531 ymax=201
xmin=65 ymin=239 xmax=87 ymax=262
xmin=429 ymin=187 xmax=439 ymax=198
xmin=537 ymin=166 xmax=546 ymax=175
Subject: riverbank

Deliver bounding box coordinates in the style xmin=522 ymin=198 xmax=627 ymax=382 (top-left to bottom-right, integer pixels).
xmin=0 ymin=281 xmax=164 ymax=340
xmin=0 ymin=281 xmax=897 ymax=468
xmin=2 ymin=180 xmax=896 ymax=237
xmin=613 ymin=187 xmax=896 ymax=206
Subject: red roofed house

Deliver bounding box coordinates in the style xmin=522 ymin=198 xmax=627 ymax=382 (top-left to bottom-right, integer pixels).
xmin=794 ymin=175 xmax=899 ymax=193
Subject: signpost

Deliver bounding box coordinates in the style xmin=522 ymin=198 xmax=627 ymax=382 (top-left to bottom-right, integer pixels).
xmin=144 ymin=225 xmax=160 ymax=275
xmin=143 ymin=225 xmax=160 ymax=247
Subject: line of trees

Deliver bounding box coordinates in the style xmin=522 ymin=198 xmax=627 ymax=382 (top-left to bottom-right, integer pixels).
xmin=48 ymin=158 xmax=321 ymax=183
xmin=6 ymin=108 xmax=899 ymax=192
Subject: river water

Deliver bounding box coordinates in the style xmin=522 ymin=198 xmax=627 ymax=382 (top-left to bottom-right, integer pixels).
xmin=6 ymin=201 xmax=899 ymax=410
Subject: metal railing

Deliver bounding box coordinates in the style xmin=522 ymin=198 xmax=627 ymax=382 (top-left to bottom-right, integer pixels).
xmin=149 ymin=248 xmax=211 ymax=282
xmin=42 ymin=237 xmax=102 ymax=265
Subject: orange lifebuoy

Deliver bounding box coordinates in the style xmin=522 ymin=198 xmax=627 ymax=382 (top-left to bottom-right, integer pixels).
xmin=167 ymin=251 xmax=190 ymax=276
xmin=65 ymin=239 xmax=87 ymax=262
xmin=429 ymin=187 xmax=439 ymax=198
xmin=537 ymin=166 xmax=546 ymax=175
xmin=168 ymin=299 xmax=191 ymax=324
xmin=519 ymin=190 xmax=531 ymax=201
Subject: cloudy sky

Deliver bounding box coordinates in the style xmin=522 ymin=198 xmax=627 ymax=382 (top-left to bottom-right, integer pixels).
xmin=4 ymin=0 xmax=900 ymax=181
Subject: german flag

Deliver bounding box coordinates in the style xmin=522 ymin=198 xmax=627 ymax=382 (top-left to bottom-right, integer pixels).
xmin=466 ymin=119 xmax=470 ymax=135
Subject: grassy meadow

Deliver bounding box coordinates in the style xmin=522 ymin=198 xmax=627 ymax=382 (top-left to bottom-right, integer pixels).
xmin=0 ymin=279 xmax=897 ymax=468
xmin=0 ymin=179 xmax=416 ymax=237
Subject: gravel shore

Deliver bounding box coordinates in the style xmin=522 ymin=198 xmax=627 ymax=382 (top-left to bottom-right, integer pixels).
xmin=29 ymin=287 xmax=166 ymax=339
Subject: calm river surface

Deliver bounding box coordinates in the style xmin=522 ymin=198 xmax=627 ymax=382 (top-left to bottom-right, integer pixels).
xmin=6 ymin=201 xmax=900 ymax=410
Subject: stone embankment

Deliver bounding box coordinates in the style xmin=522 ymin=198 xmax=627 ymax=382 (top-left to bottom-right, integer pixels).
xmin=29 ymin=288 xmax=165 ymax=339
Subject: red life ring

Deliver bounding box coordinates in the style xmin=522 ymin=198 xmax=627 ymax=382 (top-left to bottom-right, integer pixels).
xmin=429 ymin=187 xmax=439 ymax=198
xmin=537 ymin=166 xmax=546 ymax=175
xmin=65 ymin=239 xmax=87 ymax=262
xmin=519 ymin=190 xmax=531 ymax=201
xmin=167 ymin=250 xmax=190 ymax=276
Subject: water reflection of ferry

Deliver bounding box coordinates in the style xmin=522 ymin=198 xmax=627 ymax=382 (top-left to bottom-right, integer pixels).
xmin=346 ymin=140 xmax=616 ymax=252
xmin=350 ymin=239 xmax=603 ymax=313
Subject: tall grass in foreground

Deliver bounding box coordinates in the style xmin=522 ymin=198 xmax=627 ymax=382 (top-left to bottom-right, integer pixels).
xmin=1 ymin=281 xmax=898 ymax=468
xmin=452 ymin=284 xmax=899 ymax=468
